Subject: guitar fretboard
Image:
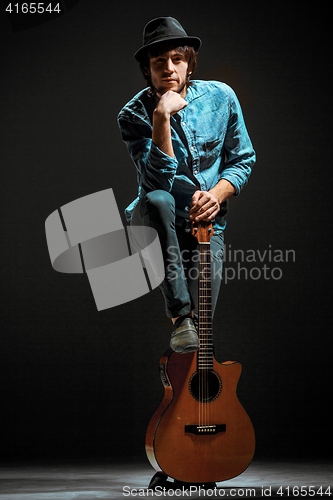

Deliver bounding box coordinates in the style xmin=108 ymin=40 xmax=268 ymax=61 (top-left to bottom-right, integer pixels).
xmin=198 ymin=242 xmax=213 ymax=370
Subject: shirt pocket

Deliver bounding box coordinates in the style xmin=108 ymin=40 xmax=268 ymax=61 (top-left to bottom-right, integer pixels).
xmin=205 ymin=138 xmax=223 ymax=157
xmin=197 ymin=133 xmax=225 ymax=171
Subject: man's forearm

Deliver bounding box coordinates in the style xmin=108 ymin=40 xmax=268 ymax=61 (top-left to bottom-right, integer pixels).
xmin=209 ymin=178 xmax=236 ymax=204
xmin=152 ymin=109 xmax=175 ymax=158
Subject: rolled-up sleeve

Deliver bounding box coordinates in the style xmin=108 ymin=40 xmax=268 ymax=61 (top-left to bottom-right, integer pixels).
xmin=118 ymin=112 xmax=179 ymax=193
xmin=219 ymin=87 xmax=256 ymax=195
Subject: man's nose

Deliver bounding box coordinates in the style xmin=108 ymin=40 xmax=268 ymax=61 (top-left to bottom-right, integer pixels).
xmin=165 ymin=58 xmax=174 ymax=73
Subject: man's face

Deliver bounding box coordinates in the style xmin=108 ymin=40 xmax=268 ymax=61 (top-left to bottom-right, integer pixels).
xmin=149 ymin=48 xmax=189 ymax=97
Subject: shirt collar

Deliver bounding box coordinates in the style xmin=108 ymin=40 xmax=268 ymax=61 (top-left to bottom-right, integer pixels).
xmin=185 ymin=81 xmax=210 ymax=103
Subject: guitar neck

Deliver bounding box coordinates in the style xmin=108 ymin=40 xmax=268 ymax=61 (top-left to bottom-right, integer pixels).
xmin=198 ymin=241 xmax=213 ymax=370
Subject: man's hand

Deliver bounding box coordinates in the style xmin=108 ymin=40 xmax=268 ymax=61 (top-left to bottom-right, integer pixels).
xmin=190 ymin=180 xmax=236 ymax=221
xmin=190 ymin=190 xmax=220 ymax=222
xmin=155 ymin=90 xmax=188 ymax=117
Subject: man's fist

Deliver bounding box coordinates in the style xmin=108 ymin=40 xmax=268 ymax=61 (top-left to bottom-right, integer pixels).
xmin=190 ymin=190 xmax=220 ymax=221
xmin=155 ymin=90 xmax=188 ymax=117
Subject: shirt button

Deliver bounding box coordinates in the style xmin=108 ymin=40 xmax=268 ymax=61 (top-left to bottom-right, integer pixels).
xmin=184 ymin=206 xmax=190 ymax=212
xmin=194 ymin=170 xmax=198 ymax=175
xmin=190 ymin=146 xmax=194 ymax=151
xmin=182 ymin=122 xmax=186 ymax=126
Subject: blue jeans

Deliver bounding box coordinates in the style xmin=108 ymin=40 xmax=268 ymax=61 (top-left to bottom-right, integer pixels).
xmin=131 ymin=190 xmax=224 ymax=320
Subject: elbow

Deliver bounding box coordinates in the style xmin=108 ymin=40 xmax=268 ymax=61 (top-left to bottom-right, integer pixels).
xmin=142 ymin=173 xmax=174 ymax=193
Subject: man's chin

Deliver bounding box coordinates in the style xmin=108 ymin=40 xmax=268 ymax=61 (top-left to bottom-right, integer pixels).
xmin=158 ymin=83 xmax=186 ymax=95
xmin=160 ymin=84 xmax=179 ymax=93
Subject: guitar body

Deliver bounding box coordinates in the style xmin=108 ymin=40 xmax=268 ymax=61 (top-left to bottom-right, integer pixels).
xmin=146 ymin=349 xmax=255 ymax=484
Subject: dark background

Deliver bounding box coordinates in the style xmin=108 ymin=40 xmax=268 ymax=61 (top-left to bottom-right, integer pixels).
xmin=0 ymin=0 xmax=331 ymax=468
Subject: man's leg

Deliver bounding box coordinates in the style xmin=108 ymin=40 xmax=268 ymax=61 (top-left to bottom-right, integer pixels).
xmin=131 ymin=190 xmax=194 ymax=319
xmin=131 ymin=190 xmax=199 ymax=353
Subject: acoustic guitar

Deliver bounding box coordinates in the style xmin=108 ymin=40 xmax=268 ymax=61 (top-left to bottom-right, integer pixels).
xmin=145 ymin=220 xmax=255 ymax=484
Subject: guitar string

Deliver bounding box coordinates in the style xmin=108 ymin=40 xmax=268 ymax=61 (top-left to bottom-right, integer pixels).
xmin=206 ymin=242 xmax=212 ymax=427
xmin=199 ymin=246 xmax=202 ymax=427
xmin=199 ymin=245 xmax=203 ymax=427
xmin=206 ymin=243 xmax=208 ymax=427
xmin=198 ymin=251 xmax=200 ymax=428
xmin=199 ymin=244 xmax=204 ymax=428
xmin=203 ymin=245 xmax=206 ymax=427
xmin=201 ymin=244 xmax=204 ymax=427
xmin=198 ymin=238 xmax=212 ymax=429
xmin=203 ymin=244 xmax=207 ymax=426
xmin=204 ymin=244 xmax=207 ymax=427
xmin=206 ymin=243 xmax=210 ymax=427
xmin=201 ymin=243 xmax=210 ymax=428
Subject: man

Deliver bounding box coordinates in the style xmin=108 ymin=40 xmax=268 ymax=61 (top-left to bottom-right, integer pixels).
xmin=118 ymin=17 xmax=255 ymax=353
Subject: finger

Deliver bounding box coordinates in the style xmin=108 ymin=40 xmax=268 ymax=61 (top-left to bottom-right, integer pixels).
xmin=194 ymin=204 xmax=219 ymax=221
xmin=205 ymin=206 xmax=220 ymax=221
xmin=190 ymin=193 xmax=211 ymax=214
xmin=192 ymin=199 xmax=220 ymax=220
xmin=191 ymin=190 xmax=202 ymax=207
xmin=191 ymin=190 xmax=208 ymax=206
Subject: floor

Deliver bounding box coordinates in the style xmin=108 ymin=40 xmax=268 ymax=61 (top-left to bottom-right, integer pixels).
xmin=0 ymin=459 xmax=331 ymax=499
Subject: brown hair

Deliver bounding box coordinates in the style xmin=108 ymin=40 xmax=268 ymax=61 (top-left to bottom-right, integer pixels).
xmin=139 ymin=41 xmax=197 ymax=89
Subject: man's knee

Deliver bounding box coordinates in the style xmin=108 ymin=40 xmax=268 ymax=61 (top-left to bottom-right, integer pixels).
xmin=144 ymin=190 xmax=175 ymax=218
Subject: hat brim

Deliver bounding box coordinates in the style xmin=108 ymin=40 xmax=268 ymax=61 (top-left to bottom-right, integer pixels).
xmin=134 ymin=36 xmax=202 ymax=62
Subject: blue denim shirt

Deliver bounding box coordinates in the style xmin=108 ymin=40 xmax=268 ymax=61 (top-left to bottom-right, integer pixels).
xmin=117 ymin=80 xmax=255 ymax=232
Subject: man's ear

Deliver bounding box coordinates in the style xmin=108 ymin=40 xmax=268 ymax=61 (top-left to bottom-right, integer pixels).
xmin=142 ymin=65 xmax=150 ymax=77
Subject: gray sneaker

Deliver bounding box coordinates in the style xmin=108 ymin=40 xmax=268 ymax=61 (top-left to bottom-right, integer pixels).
xmin=170 ymin=316 xmax=199 ymax=353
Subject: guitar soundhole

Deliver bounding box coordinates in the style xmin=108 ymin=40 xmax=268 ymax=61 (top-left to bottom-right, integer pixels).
xmin=189 ymin=370 xmax=222 ymax=403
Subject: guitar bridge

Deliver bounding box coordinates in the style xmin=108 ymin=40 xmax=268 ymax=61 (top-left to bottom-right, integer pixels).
xmin=185 ymin=424 xmax=226 ymax=435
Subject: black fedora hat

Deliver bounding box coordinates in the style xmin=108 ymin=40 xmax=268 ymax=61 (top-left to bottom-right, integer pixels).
xmin=134 ymin=17 xmax=202 ymax=62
